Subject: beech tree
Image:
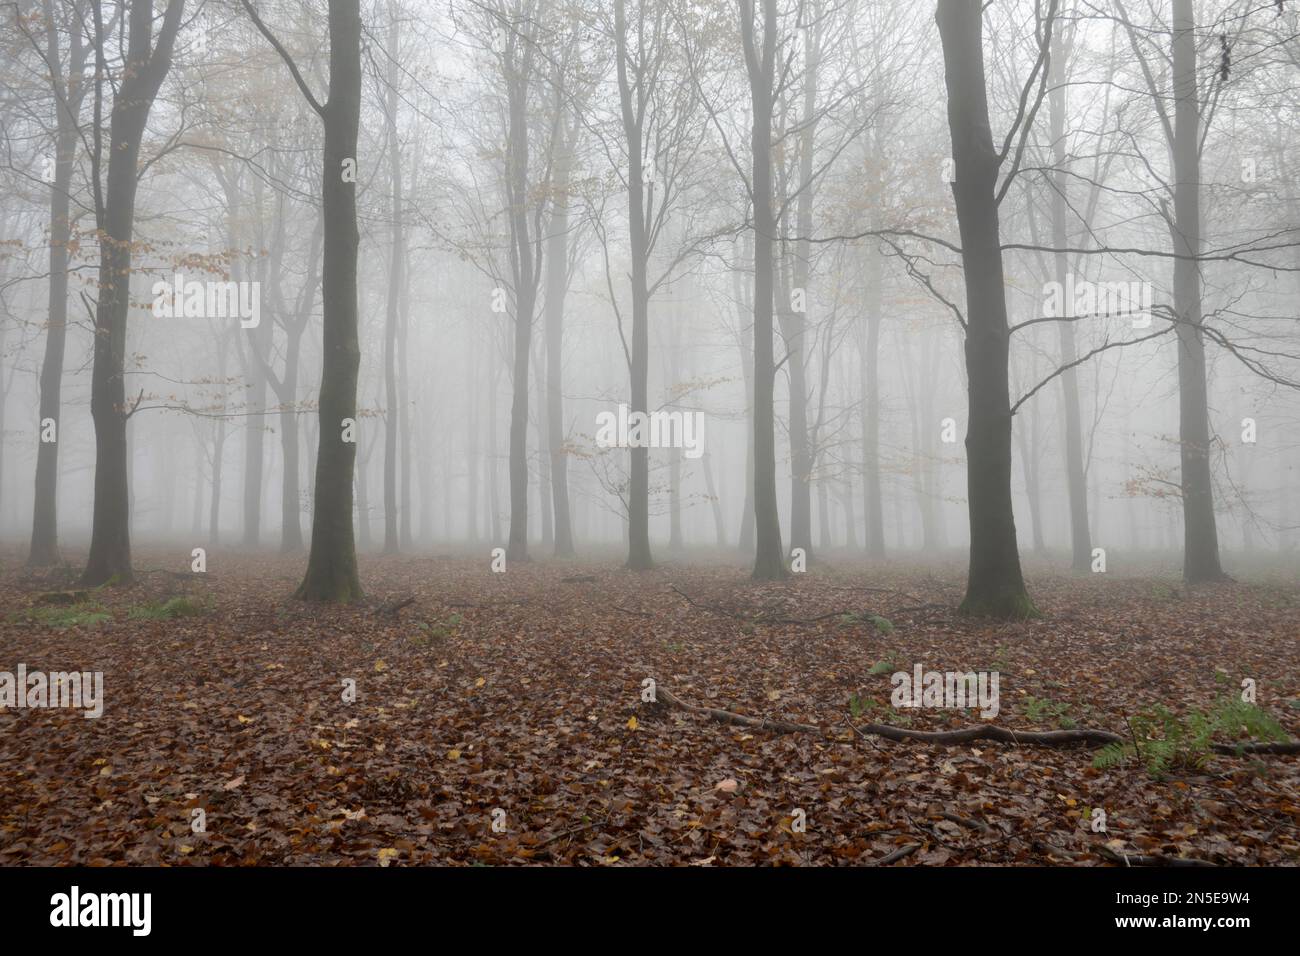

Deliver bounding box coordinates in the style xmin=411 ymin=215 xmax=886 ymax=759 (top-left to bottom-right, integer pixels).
xmin=19 ymin=0 xmax=88 ymax=566
xmin=242 ymin=0 xmax=364 ymax=601
xmin=935 ymin=0 xmax=1054 ymax=617
xmin=607 ymin=0 xmax=708 ymax=570
xmin=740 ymin=0 xmax=786 ymax=581
xmin=81 ymin=0 xmax=186 ymax=587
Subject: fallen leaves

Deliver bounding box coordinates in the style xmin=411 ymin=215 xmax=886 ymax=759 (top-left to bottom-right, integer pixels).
xmin=1 ymin=552 xmax=1297 ymax=866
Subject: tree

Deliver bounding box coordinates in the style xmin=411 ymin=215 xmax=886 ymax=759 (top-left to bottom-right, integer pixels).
xmin=1045 ymin=15 xmax=1092 ymax=571
xmin=494 ymin=0 xmax=549 ymax=563
xmin=936 ymin=0 xmax=1051 ymax=617
xmin=608 ymin=0 xmax=708 ymax=569
xmin=382 ymin=0 xmax=404 ymax=554
xmin=776 ymin=4 xmax=821 ymax=564
xmin=1114 ymin=0 xmax=1225 ymax=582
xmin=81 ymin=0 xmax=186 ymax=587
xmin=24 ymin=0 xmax=88 ymax=566
xmin=741 ymin=0 xmax=786 ymax=581
xmin=242 ymin=0 xmax=364 ymax=601
xmin=544 ymin=107 xmax=578 ymax=557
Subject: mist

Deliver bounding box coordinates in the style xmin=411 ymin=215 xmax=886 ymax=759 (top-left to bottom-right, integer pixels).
xmin=1 ymin=0 xmax=1299 ymax=879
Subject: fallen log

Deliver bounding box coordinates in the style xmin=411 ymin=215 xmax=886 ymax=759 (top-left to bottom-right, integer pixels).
xmin=651 ymin=686 xmax=1300 ymax=755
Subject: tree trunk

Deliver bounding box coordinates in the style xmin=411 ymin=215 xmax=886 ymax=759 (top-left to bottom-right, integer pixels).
xmin=1048 ymin=27 xmax=1092 ymax=571
xmin=534 ymin=338 xmax=553 ymax=548
xmin=235 ymin=182 xmax=270 ymax=550
xmin=1170 ymin=0 xmax=1225 ymax=583
xmin=210 ymin=416 xmax=226 ymax=546
xmin=467 ymin=330 xmax=480 ymax=543
xmin=702 ymin=452 xmax=727 ymax=547
xmin=356 ymin=426 xmax=374 ymax=550
xmin=734 ymin=247 xmax=755 ymax=551
xmin=279 ymin=325 xmax=305 ymax=551
xmin=382 ymin=4 xmax=403 ymax=555
xmin=861 ymin=247 xmax=885 ymax=557
xmin=504 ymin=33 xmax=536 ymax=564
xmin=546 ymin=121 xmax=575 ymax=556
xmin=488 ymin=353 xmax=502 ymax=544
xmin=295 ymin=0 xmax=364 ymax=601
xmin=937 ymin=0 xmax=1034 ymax=617
xmin=781 ymin=14 xmax=820 ymax=564
xmin=838 ymin=477 xmax=859 ymax=549
xmin=616 ymin=0 xmax=653 ymax=570
xmin=1016 ymin=392 xmax=1046 ymax=553
xmin=29 ymin=5 xmax=84 ymax=566
xmin=82 ymin=0 xmax=186 ymax=587
xmin=743 ymin=0 xmax=786 ymax=581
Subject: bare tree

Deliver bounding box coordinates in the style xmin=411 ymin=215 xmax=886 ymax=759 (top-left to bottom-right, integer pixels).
xmin=81 ymin=0 xmax=186 ymax=587
xmin=242 ymin=0 xmax=365 ymax=601
xmin=22 ymin=0 xmax=88 ymax=566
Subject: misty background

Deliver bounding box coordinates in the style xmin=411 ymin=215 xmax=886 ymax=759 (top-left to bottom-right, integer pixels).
xmin=0 ymin=0 xmax=1297 ymax=575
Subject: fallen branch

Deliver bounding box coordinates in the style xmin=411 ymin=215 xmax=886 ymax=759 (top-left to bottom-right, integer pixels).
xmin=870 ymin=843 xmax=921 ymax=866
xmin=655 ymin=686 xmax=820 ymax=734
xmin=940 ymin=811 xmax=992 ymax=834
xmin=378 ymin=596 xmax=416 ymax=618
xmin=1095 ymin=844 xmax=1217 ymax=868
xmin=1033 ymin=840 xmax=1085 ymax=862
xmin=668 ymin=585 xmax=875 ymax=627
xmin=652 ymin=687 xmax=1300 ymax=755
xmin=613 ymin=605 xmax=656 ymax=618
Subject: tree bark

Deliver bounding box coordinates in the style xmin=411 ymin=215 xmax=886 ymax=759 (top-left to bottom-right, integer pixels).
xmin=860 ymin=245 xmax=885 ymax=557
xmin=780 ymin=14 xmax=820 ymax=564
xmin=743 ymin=0 xmax=786 ymax=581
xmin=616 ymin=0 xmax=653 ymax=570
xmin=82 ymin=0 xmax=186 ymax=587
xmin=502 ymin=11 xmax=539 ymax=564
xmin=545 ymin=117 xmax=575 ymax=556
xmin=293 ymin=0 xmax=364 ymax=601
xmin=1170 ymin=0 xmax=1224 ymax=583
xmin=29 ymin=1 xmax=85 ymax=566
xmin=936 ymin=0 xmax=1034 ymax=617
xmin=1047 ymin=27 xmax=1092 ymax=571
xmin=382 ymin=2 xmax=403 ymax=555
xmin=734 ymin=243 xmax=755 ymax=551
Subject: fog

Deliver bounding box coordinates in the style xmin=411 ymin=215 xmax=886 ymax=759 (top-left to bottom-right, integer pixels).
xmin=1 ymin=0 xmax=1297 ymax=594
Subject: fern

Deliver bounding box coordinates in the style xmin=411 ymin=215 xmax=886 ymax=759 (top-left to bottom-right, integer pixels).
xmin=1093 ymin=692 xmax=1289 ymax=776
xmin=1023 ymin=695 xmax=1075 ymax=729
xmin=868 ymin=656 xmax=898 ymax=676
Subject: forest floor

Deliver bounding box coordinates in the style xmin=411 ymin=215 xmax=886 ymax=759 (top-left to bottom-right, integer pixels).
xmin=1 ymin=547 xmax=1298 ymax=866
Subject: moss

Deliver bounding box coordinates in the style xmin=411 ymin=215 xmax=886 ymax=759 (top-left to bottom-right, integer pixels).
xmin=958 ymin=588 xmax=1040 ymax=620
xmin=128 ymin=596 xmax=206 ymax=620
xmin=295 ymin=565 xmax=365 ymax=603
xmin=18 ymin=602 xmax=113 ymax=629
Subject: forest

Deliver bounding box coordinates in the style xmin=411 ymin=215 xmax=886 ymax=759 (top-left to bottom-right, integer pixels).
xmin=0 ymin=0 xmax=1298 ymax=871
